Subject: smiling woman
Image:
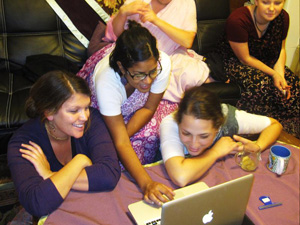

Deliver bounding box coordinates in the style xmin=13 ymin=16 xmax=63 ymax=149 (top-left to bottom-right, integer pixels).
xmin=45 ymin=93 xmax=90 ymax=141
xmin=7 ymin=71 xmax=121 ymax=217
xmin=214 ymin=0 xmax=300 ymax=138
xmin=78 ymin=20 xmax=178 ymax=206
xmin=160 ymin=86 xmax=283 ymax=187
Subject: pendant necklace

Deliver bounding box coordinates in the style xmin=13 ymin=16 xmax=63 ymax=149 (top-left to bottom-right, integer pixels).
xmin=254 ymin=6 xmax=268 ymax=34
xmin=45 ymin=122 xmax=69 ymax=141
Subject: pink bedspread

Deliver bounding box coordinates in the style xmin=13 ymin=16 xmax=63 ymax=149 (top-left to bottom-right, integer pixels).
xmin=44 ymin=142 xmax=299 ymax=225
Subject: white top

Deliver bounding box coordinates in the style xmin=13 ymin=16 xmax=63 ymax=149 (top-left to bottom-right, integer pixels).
xmin=93 ymin=51 xmax=171 ymax=116
xmin=160 ymin=104 xmax=271 ymax=162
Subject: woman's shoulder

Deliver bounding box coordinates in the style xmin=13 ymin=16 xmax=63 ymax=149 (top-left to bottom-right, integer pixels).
xmin=226 ymin=7 xmax=253 ymax=42
xmin=94 ymin=54 xmax=114 ymax=78
xmin=159 ymin=50 xmax=171 ymax=65
xmin=281 ymin=9 xmax=289 ymax=18
xmin=93 ymin=55 xmax=123 ymax=89
xmin=228 ymin=6 xmax=251 ymax=24
xmin=161 ymin=113 xmax=176 ymax=125
xmin=150 ymin=51 xmax=171 ymax=93
xmin=8 ymin=118 xmax=46 ymax=156
xmin=11 ymin=118 xmax=42 ymax=139
xmin=280 ymin=9 xmax=289 ymax=26
xmin=154 ymin=51 xmax=171 ymax=83
xmin=89 ymin=107 xmax=104 ymax=123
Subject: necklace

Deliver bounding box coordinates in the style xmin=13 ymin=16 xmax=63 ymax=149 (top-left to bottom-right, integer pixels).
xmin=254 ymin=6 xmax=268 ymax=34
xmin=45 ymin=122 xmax=69 ymax=141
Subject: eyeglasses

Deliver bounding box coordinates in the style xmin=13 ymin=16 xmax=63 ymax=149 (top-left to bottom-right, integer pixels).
xmin=126 ymin=60 xmax=162 ymax=81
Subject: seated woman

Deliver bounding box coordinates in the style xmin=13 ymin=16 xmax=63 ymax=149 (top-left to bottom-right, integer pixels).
xmin=215 ymin=0 xmax=299 ymax=138
xmin=7 ymin=71 xmax=121 ymax=217
xmin=90 ymin=0 xmax=216 ymax=103
xmin=160 ymin=86 xmax=282 ymax=187
xmin=84 ymin=21 xmax=176 ymax=205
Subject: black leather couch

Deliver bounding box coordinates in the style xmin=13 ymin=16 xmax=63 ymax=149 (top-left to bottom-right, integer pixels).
xmin=192 ymin=0 xmax=241 ymax=106
xmin=0 ymin=0 xmax=240 ymax=212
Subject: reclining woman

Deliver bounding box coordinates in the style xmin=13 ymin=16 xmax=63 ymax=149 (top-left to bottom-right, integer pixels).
xmin=82 ymin=21 xmax=176 ymax=205
xmin=88 ymin=0 xmax=216 ymax=103
xmin=160 ymin=86 xmax=282 ymax=187
xmin=215 ymin=0 xmax=299 ymax=138
xmin=7 ymin=71 xmax=121 ymax=217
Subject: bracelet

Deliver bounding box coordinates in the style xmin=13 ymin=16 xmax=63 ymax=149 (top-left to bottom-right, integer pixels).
xmin=256 ymin=143 xmax=261 ymax=152
xmin=256 ymin=143 xmax=262 ymax=160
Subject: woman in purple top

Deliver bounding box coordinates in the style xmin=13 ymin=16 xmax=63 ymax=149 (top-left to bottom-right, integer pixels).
xmin=216 ymin=0 xmax=299 ymax=138
xmin=7 ymin=71 xmax=121 ymax=217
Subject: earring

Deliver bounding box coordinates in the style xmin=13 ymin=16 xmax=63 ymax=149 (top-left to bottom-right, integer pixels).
xmin=48 ymin=121 xmax=56 ymax=133
xmin=121 ymin=76 xmax=128 ymax=85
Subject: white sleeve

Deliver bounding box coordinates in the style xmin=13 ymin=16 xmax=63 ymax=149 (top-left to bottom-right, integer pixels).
xmin=93 ymin=56 xmax=126 ymax=116
xmin=150 ymin=51 xmax=171 ymax=94
xmin=236 ymin=109 xmax=271 ymax=134
xmin=182 ymin=0 xmax=197 ymax=32
xmin=160 ymin=114 xmax=186 ymax=162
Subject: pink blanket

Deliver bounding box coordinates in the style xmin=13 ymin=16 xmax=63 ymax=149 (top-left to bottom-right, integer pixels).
xmin=43 ymin=142 xmax=299 ymax=225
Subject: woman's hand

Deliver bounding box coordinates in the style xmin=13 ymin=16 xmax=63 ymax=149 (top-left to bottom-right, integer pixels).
xmin=139 ymin=6 xmax=158 ymax=24
xmin=272 ymin=72 xmax=291 ymax=100
xmin=233 ymin=135 xmax=261 ymax=153
xmin=143 ymin=181 xmax=175 ymax=206
xmin=20 ymin=141 xmax=54 ymax=179
xmin=119 ymin=1 xmax=148 ymax=17
xmin=212 ymin=136 xmax=240 ymax=157
xmin=74 ymin=154 xmax=93 ymax=168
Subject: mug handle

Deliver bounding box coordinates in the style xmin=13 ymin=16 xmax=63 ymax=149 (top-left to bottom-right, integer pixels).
xmin=235 ymin=152 xmax=243 ymax=166
xmin=275 ymin=158 xmax=285 ymax=175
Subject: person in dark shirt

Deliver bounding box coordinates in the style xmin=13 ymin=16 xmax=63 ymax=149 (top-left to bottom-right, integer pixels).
xmin=7 ymin=71 xmax=121 ymax=217
xmin=216 ymin=0 xmax=299 ymax=138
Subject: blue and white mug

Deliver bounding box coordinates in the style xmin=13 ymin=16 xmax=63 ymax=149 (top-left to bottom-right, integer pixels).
xmin=267 ymin=145 xmax=291 ymax=175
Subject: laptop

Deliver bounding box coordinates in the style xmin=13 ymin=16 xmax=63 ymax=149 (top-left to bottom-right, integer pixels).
xmin=128 ymin=174 xmax=254 ymax=225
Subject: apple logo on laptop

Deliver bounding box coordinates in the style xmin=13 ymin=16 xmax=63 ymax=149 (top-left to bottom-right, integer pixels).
xmin=202 ymin=210 xmax=214 ymax=224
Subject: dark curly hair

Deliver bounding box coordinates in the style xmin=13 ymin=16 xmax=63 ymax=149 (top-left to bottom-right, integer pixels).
xmin=109 ymin=20 xmax=159 ymax=75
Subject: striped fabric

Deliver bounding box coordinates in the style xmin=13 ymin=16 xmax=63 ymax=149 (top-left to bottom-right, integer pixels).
xmin=45 ymin=0 xmax=112 ymax=47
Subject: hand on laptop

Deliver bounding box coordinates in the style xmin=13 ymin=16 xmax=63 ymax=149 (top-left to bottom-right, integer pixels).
xmin=143 ymin=181 xmax=175 ymax=206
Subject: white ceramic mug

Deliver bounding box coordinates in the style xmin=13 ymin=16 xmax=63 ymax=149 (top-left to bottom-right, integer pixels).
xmin=267 ymin=145 xmax=291 ymax=175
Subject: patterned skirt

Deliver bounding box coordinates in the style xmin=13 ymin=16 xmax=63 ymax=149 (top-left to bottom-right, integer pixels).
xmin=226 ymin=59 xmax=300 ymax=138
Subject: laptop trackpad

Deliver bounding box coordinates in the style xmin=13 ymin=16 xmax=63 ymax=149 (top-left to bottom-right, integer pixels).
xmin=174 ymin=182 xmax=209 ymax=200
xmin=128 ymin=182 xmax=209 ymax=225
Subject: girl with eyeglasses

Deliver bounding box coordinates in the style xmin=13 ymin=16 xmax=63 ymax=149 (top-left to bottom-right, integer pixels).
xmin=82 ymin=20 xmax=176 ymax=206
xmin=90 ymin=0 xmax=217 ymax=103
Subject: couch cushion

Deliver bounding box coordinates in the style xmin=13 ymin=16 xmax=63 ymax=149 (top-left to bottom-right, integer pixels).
xmin=0 ymin=66 xmax=33 ymax=155
xmin=202 ymin=83 xmax=241 ymax=106
xmin=193 ymin=19 xmax=226 ymax=55
xmin=0 ymin=0 xmax=87 ymax=66
xmin=193 ymin=0 xmax=230 ymax=55
xmin=195 ymin=0 xmax=230 ymax=20
xmin=0 ymin=0 xmax=88 ymax=155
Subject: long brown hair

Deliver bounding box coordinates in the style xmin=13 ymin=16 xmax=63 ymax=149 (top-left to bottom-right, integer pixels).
xmin=26 ymin=70 xmax=91 ymax=125
xmin=175 ymin=86 xmax=224 ymax=129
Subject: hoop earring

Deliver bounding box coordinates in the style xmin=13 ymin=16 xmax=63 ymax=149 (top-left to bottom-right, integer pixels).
xmin=48 ymin=121 xmax=56 ymax=133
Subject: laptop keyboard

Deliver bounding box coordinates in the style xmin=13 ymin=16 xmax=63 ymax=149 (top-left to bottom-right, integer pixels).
xmin=145 ymin=218 xmax=161 ymax=225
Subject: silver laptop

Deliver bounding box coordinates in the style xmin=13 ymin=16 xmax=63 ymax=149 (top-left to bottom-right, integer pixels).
xmin=128 ymin=174 xmax=254 ymax=225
